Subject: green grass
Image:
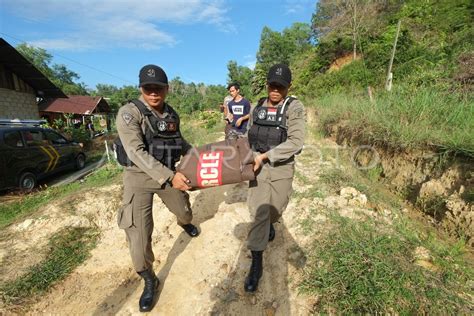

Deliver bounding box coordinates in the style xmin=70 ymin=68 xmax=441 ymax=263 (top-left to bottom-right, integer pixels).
xmin=416 ymin=195 xmax=448 ymax=221
xmin=85 ymin=149 xmax=105 ymax=164
xmin=318 ymin=168 xmax=352 ymax=193
xmin=299 ymin=213 xmax=474 ymax=314
xmin=312 ymin=145 xmax=408 ymax=211
xmin=293 ymin=186 xmax=325 ymax=202
xmin=293 ymin=170 xmax=325 ymax=201
xmin=0 ymin=163 xmax=122 ymax=229
xmin=294 ymin=169 xmax=310 ymax=184
xmin=297 ymin=85 xmax=473 ymax=313
xmin=362 ymin=164 xmax=383 ymax=182
xmin=180 ymin=110 xmax=226 ymax=146
xmin=1 ymin=226 xmax=100 ymax=306
xmin=461 ymin=186 xmax=474 ymax=203
xmin=313 ymin=86 xmax=474 ymax=157
xmin=299 ymin=217 xmax=317 ymax=235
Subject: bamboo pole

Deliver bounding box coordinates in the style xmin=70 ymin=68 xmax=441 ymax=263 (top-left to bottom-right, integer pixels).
xmin=385 ymin=20 xmax=402 ymax=91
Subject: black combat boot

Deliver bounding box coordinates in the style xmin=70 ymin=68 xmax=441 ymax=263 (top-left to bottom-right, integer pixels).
xmin=269 ymin=223 xmax=275 ymax=242
xmin=181 ymin=223 xmax=200 ymax=237
xmin=138 ymin=269 xmax=159 ymax=312
xmin=244 ymin=250 xmax=263 ymax=292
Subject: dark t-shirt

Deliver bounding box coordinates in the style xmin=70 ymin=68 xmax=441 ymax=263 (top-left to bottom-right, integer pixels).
xmin=227 ymin=98 xmax=251 ymax=132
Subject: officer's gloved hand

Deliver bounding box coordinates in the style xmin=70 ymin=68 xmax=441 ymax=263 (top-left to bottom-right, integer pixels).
xmin=171 ymin=172 xmax=191 ymax=191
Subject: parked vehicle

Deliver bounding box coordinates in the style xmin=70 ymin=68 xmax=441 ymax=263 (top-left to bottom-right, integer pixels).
xmin=0 ymin=119 xmax=86 ymax=191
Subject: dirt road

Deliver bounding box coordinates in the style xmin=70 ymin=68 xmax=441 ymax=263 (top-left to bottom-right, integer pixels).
xmin=16 ymin=169 xmax=318 ymax=315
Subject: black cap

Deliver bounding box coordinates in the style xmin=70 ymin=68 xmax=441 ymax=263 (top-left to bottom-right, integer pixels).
xmin=139 ymin=64 xmax=168 ymax=87
xmin=267 ymin=63 xmax=292 ymax=88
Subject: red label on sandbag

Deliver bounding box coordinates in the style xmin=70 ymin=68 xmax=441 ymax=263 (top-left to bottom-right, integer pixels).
xmin=196 ymin=151 xmax=223 ymax=188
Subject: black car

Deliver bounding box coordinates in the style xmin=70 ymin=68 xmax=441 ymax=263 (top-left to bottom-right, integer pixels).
xmin=0 ymin=122 xmax=86 ymax=191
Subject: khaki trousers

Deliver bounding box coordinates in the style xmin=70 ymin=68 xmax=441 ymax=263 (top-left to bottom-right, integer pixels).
xmin=247 ymin=163 xmax=294 ymax=251
xmin=117 ymin=169 xmax=193 ymax=272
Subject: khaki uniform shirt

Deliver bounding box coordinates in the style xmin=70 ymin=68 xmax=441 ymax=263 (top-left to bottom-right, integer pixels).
xmin=247 ymin=97 xmax=305 ymax=180
xmin=116 ymin=96 xmax=191 ymax=186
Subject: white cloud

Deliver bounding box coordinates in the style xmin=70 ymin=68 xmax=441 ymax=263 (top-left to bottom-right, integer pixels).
xmin=28 ymin=18 xmax=178 ymax=51
xmin=283 ymin=0 xmax=314 ymax=15
xmin=245 ymin=60 xmax=256 ymax=70
xmin=243 ymin=55 xmax=256 ymax=70
xmin=3 ymin=0 xmax=232 ymax=50
xmin=28 ymin=39 xmax=95 ymax=51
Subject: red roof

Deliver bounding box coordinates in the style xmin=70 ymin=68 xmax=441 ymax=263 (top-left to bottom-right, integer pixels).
xmin=39 ymin=95 xmax=110 ymax=114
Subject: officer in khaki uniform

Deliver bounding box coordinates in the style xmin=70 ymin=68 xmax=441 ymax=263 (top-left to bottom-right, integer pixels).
xmin=244 ymin=64 xmax=305 ymax=292
xmin=116 ymin=64 xmax=199 ymax=312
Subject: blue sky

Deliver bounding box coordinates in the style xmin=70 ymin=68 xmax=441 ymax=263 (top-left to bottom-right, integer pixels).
xmin=0 ymin=0 xmax=316 ymax=90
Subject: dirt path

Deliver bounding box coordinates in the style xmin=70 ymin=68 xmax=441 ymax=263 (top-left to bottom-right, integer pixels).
xmin=21 ymin=174 xmax=316 ymax=315
xmin=2 ymin=114 xmax=383 ymax=315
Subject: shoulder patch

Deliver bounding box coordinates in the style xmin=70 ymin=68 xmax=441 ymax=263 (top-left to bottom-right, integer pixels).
xmin=121 ymin=112 xmax=134 ymax=125
xmin=293 ymin=108 xmax=304 ymax=119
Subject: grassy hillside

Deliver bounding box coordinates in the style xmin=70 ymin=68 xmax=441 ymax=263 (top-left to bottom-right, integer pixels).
xmin=306 ymin=77 xmax=473 ymax=156
xmin=289 ymin=0 xmax=473 ymax=155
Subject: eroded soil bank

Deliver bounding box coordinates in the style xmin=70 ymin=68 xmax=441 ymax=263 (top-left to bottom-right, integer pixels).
xmin=326 ymin=122 xmax=473 ymax=246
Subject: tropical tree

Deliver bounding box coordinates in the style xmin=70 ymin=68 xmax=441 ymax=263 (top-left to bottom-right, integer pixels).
xmin=16 ymin=43 xmax=54 ymax=78
xmin=227 ymin=60 xmax=254 ymax=98
xmin=16 ymin=43 xmax=88 ymax=95
xmin=252 ymin=22 xmax=313 ymax=94
xmin=311 ymin=0 xmax=379 ymax=60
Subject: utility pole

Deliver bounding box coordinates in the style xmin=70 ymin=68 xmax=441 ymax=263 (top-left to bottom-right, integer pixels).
xmin=385 ymin=20 xmax=401 ymax=91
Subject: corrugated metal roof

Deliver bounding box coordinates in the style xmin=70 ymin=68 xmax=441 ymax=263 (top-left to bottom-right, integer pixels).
xmin=0 ymin=38 xmax=66 ymax=98
xmin=39 ymin=95 xmax=110 ymax=114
